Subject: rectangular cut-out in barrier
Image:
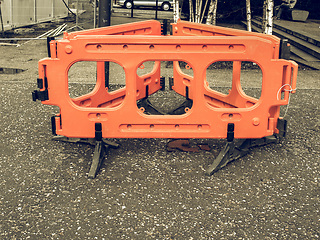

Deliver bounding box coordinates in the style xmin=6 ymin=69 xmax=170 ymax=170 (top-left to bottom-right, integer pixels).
xmin=35 ymin=20 xmax=297 ymax=141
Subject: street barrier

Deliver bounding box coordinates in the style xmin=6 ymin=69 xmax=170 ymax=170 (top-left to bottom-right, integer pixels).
xmin=33 ymin=20 xmax=298 ymax=178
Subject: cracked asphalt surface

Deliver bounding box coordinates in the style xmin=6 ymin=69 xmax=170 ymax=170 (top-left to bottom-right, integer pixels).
xmin=0 ymin=4 xmax=319 ymax=239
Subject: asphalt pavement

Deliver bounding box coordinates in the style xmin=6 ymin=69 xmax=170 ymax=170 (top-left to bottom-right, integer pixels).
xmin=0 ymin=4 xmax=319 ymax=239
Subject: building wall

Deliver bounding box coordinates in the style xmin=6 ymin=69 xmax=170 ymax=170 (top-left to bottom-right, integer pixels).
xmin=0 ymin=0 xmax=69 ymax=31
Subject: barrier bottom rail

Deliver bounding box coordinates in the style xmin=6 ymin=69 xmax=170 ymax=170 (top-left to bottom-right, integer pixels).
xmin=51 ymin=119 xmax=287 ymax=178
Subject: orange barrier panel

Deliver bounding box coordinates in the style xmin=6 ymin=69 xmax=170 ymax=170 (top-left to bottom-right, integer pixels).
xmin=32 ymin=20 xmax=298 ymax=177
xmin=33 ymin=20 xmax=297 ymax=139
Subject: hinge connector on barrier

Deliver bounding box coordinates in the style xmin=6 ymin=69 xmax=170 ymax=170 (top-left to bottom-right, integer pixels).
xmin=32 ymin=89 xmax=49 ymax=101
xmin=160 ymin=77 xmax=165 ymax=91
xmin=37 ymin=78 xmax=44 ymax=89
xmin=280 ymin=39 xmax=290 ymax=60
xmin=95 ymin=123 xmax=102 ymax=141
xmin=51 ymin=116 xmax=57 ymax=135
xmin=169 ymin=77 xmax=174 ymax=90
xmin=32 ymin=77 xmax=49 ymax=101
xmin=51 ymin=114 xmax=61 ymax=135
xmin=161 ymin=19 xmax=169 ymax=35
xmin=227 ymin=123 xmax=235 ymax=142
xmin=186 ymin=86 xmax=189 ymax=99
xmin=47 ymin=37 xmax=55 ymax=58
xmin=276 ymin=118 xmax=287 ymax=141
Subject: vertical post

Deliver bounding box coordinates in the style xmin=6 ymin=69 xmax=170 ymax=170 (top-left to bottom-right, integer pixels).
xmin=0 ymin=1 xmax=4 ymax=35
xmin=47 ymin=36 xmax=55 ymax=58
xmin=173 ymin=0 xmax=180 ymax=23
xmin=34 ymin=0 xmax=37 ymax=23
xmin=162 ymin=19 xmax=168 ymax=35
xmin=76 ymin=0 xmax=79 ymax=26
xmin=52 ymin=0 xmax=54 ymax=21
xmin=99 ymin=0 xmax=112 ymax=88
xmin=10 ymin=0 xmax=13 ymax=27
xmin=246 ymin=0 xmax=252 ymax=31
xmin=94 ymin=0 xmax=97 ymax=28
xmin=99 ymin=0 xmax=111 ymax=27
xmin=131 ymin=2 xmax=134 ymax=18
xmin=155 ymin=0 xmax=158 ymax=20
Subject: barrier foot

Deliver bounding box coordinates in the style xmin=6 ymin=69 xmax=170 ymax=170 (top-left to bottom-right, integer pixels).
xmin=52 ymin=136 xmax=119 ymax=178
xmin=52 ymin=136 xmax=119 ymax=148
xmin=137 ymin=98 xmax=193 ymax=115
xmin=206 ymin=119 xmax=287 ymax=175
xmin=88 ymin=140 xmax=107 ymax=179
xmin=168 ymin=99 xmax=193 ymax=115
xmin=206 ymin=135 xmax=280 ymax=176
xmin=137 ymin=98 xmax=166 ymax=115
xmin=52 ymin=136 xmax=96 ymax=145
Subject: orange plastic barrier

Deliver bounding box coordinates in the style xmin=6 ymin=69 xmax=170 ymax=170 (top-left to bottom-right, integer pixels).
xmin=33 ymin=20 xmax=297 ymax=141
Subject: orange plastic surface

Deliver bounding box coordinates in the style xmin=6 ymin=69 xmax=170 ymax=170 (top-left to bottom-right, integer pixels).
xmin=37 ymin=20 xmax=298 ymax=139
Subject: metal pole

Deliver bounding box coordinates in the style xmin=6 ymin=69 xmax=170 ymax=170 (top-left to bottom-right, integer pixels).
xmin=155 ymin=0 xmax=158 ymax=20
xmin=0 ymin=2 xmax=4 ymax=36
xmin=99 ymin=0 xmax=111 ymax=88
xmin=131 ymin=2 xmax=134 ymax=18
xmin=94 ymin=0 xmax=97 ymax=28
xmin=99 ymin=0 xmax=111 ymax=27
xmin=34 ymin=0 xmax=37 ymax=23
xmin=76 ymin=0 xmax=79 ymax=26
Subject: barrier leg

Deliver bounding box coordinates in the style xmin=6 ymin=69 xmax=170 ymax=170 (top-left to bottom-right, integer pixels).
xmin=167 ymin=98 xmax=193 ymax=115
xmin=52 ymin=136 xmax=119 ymax=178
xmin=88 ymin=140 xmax=107 ymax=179
xmin=137 ymin=98 xmax=166 ymax=115
xmin=206 ymin=119 xmax=287 ymax=175
xmin=136 ymin=92 xmax=193 ymax=115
